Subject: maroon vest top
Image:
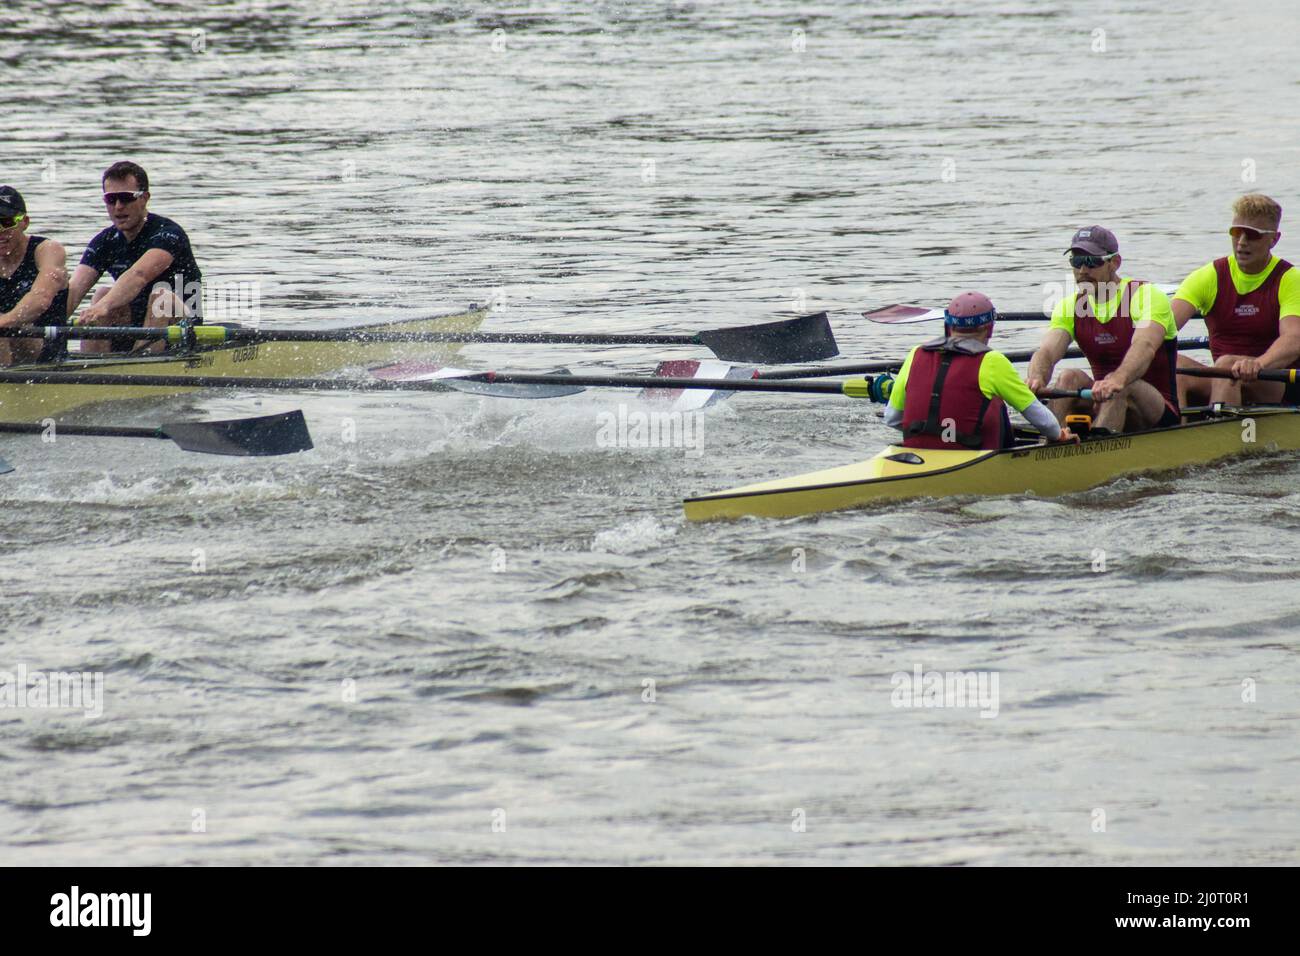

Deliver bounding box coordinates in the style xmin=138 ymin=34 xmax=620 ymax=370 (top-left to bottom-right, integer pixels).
xmin=900 ymin=339 xmax=1008 ymax=450
xmin=1206 ymin=256 xmax=1293 ymax=359
xmin=1073 ymin=279 xmax=1179 ymax=413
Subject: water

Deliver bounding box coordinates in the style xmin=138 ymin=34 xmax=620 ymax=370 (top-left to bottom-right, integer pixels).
xmin=2 ymin=0 xmax=1299 ymax=865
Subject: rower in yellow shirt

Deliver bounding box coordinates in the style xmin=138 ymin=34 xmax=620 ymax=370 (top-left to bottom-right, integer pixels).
xmin=885 ymin=292 xmax=1075 ymax=448
xmin=1026 ymin=226 xmax=1180 ymax=433
xmin=1172 ymin=194 xmax=1300 ymax=408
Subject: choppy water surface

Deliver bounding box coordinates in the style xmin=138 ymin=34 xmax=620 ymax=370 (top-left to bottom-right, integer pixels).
xmin=2 ymin=1 xmax=1299 ymax=865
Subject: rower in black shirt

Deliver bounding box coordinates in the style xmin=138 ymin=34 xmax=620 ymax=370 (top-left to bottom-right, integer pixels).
xmin=66 ymin=161 xmax=202 ymax=354
xmin=0 ymin=185 xmax=70 ymax=366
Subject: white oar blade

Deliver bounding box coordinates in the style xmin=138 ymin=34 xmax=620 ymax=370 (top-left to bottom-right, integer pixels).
xmin=640 ymin=360 xmax=757 ymax=410
xmin=0 ymin=455 xmax=13 ymax=475
xmin=861 ymin=305 xmax=947 ymax=324
xmin=368 ymin=361 xmax=586 ymax=399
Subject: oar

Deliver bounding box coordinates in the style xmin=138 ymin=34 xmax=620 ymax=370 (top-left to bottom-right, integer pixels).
xmin=368 ymin=361 xmax=588 ymax=398
xmin=0 ymin=368 xmax=878 ymax=399
xmin=1040 ymin=388 xmax=1094 ymax=400
xmin=0 ymin=410 xmax=313 ymax=456
xmin=755 ymin=336 xmax=1212 ymax=379
xmin=0 ymin=455 xmax=12 ymax=475
xmin=0 ymin=312 xmax=840 ymax=363
xmin=863 ymin=305 xmax=1051 ymax=324
xmin=1177 ymin=367 xmax=1298 ymax=383
xmin=863 ymin=286 xmax=1189 ymax=325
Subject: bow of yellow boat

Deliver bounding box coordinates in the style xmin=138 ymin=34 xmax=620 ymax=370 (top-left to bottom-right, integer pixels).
xmin=683 ymin=445 xmax=996 ymax=521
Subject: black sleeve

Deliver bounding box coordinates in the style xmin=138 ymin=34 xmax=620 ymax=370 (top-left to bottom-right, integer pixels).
xmin=78 ymin=232 xmax=105 ymax=270
xmin=140 ymin=221 xmax=188 ymax=260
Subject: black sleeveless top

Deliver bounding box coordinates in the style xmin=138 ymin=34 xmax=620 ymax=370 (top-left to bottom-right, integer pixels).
xmin=0 ymin=236 xmax=68 ymax=325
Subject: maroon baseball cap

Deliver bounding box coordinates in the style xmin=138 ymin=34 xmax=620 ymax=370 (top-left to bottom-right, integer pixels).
xmin=1066 ymin=225 xmax=1118 ymax=256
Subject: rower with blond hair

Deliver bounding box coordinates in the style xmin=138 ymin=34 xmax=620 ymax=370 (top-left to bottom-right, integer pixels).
xmin=1172 ymin=193 xmax=1300 ymax=408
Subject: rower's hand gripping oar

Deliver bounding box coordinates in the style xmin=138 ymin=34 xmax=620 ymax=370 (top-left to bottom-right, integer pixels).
xmin=1177 ymin=366 xmax=1299 ymax=383
xmin=0 ymin=410 xmax=314 ymax=457
xmin=3 ymin=312 xmax=840 ymax=364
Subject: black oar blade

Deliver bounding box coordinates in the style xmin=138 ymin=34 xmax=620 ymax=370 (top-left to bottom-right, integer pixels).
xmin=0 ymin=455 xmax=13 ymax=475
xmin=697 ymin=312 xmax=838 ymax=363
xmin=159 ymin=410 xmax=314 ymax=457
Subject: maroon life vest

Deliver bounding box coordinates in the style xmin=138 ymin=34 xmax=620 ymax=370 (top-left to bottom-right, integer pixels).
xmin=1206 ymin=256 xmax=1294 ymax=359
xmin=900 ymin=337 xmax=1009 ymax=450
xmin=1073 ymin=278 xmax=1179 ymax=414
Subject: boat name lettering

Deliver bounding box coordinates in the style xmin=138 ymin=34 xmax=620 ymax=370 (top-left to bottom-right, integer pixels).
xmin=231 ymin=344 xmax=259 ymax=363
xmin=1032 ymin=436 xmax=1133 ymax=460
xmin=184 ymin=355 xmax=216 ymax=369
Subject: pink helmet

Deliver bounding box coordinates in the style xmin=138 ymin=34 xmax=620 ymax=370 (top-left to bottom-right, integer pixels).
xmin=944 ymin=291 xmax=997 ymax=328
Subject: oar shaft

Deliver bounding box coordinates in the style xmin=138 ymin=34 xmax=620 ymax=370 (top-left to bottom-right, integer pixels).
xmin=0 ymin=421 xmax=163 ymax=439
xmin=759 ymin=337 xmax=1212 ymax=379
xmin=0 ymin=369 xmax=855 ymax=396
xmin=461 ymin=371 xmax=850 ymax=394
xmin=0 ymin=370 xmax=439 ymax=392
xmin=1177 ymin=367 xmax=1298 ymax=383
xmin=0 ymin=325 xmax=707 ymax=347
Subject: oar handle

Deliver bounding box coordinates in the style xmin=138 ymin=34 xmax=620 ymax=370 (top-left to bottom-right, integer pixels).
xmin=1039 ymin=388 xmax=1093 ymax=400
xmin=1177 ymin=367 xmax=1298 ymax=383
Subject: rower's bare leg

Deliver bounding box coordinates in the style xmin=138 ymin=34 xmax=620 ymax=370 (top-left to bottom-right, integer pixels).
xmin=1208 ymin=354 xmax=1249 ymax=405
xmin=1176 ymin=354 xmax=1210 ymax=412
xmin=1048 ymin=368 xmax=1094 ymax=423
xmin=1241 ymin=380 xmax=1286 ymax=405
xmin=1096 ymin=380 xmax=1167 ymax=432
xmin=139 ymin=286 xmax=187 ymax=354
xmin=78 ymin=287 xmax=132 ymax=354
xmin=0 ymin=336 xmax=45 ymax=367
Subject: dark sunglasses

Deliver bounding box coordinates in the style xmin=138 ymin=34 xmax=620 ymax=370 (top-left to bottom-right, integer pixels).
xmin=1228 ymin=226 xmax=1274 ymax=241
xmin=1068 ymin=252 xmax=1116 ymax=269
xmin=0 ymin=213 xmax=24 ymax=229
xmin=103 ymin=190 xmax=145 ymax=206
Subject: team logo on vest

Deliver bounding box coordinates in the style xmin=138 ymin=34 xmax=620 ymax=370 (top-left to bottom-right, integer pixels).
xmin=1094 ymin=330 xmax=1118 ymax=345
xmin=1235 ymin=303 xmax=1260 ymax=316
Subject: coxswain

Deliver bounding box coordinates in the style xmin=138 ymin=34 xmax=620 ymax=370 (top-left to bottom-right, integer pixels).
xmin=1171 ymin=194 xmax=1300 ymax=408
xmin=1026 ymin=225 xmax=1181 ymax=433
xmin=0 ymin=185 xmax=70 ymax=367
xmin=885 ymin=291 xmax=1075 ymax=447
xmin=65 ymin=161 xmax=203 ymax=354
